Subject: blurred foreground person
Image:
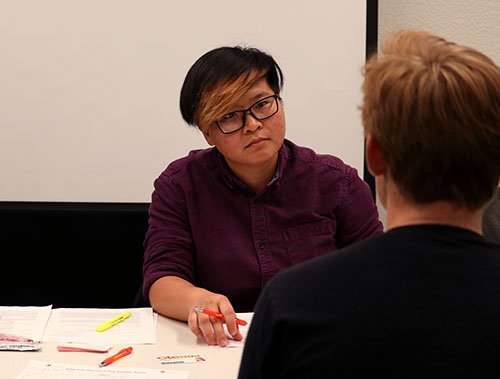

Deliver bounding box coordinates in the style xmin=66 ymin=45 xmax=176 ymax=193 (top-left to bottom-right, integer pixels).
xmin=239 ymin=30 xmax=500 ymax=378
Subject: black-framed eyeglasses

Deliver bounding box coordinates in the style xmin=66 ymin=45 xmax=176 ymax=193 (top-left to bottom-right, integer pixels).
xmin=214 ymin=95 xmax=280 ymax=134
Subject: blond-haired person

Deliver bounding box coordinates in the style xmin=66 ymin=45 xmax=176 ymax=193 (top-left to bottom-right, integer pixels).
xmin=143 ymin=47 xmax=382 ymax=346
xmin=239 ymin=30 xmax=500 ymax=378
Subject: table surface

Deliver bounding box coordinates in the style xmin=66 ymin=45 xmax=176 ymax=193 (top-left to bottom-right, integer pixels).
xmin=1 ymin=314 xmax=245 ymax=379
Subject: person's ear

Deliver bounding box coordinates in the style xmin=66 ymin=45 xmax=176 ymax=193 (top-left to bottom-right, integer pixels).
xmin=201 ymin=126 xmax=215 ymax=146
xmin=365 ymin=134 xmax=386 ymax=176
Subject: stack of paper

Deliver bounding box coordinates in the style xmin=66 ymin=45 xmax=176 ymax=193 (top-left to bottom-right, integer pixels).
xmin=0 ymin=305 xmax=52 ymax=342
xmin=0 ymin=306 xmax=157 ymax=346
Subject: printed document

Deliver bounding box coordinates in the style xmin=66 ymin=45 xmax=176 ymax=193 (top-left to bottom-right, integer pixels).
xmin=0 ymin=305 xmax=52 ymax=342
xmin=43 ymin=307 xmax=157 ymax=344
xmin=15 ymin=360 xmax=189 ymax=379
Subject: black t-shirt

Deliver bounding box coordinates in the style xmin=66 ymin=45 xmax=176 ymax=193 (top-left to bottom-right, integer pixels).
xmin=239 ymin=225 xmax=500 ymax=378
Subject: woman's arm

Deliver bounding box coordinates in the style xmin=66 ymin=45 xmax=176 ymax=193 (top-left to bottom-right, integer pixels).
xmin=336 ymin=168 xmax=384 ymax=247
xmin=149 ymin=276 xmax=242 ymax=347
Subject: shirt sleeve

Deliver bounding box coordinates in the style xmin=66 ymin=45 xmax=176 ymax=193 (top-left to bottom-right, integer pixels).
xmin=238 ymin=286 xmax=278 ymax=379
xmin=142 ymin=174 xmax=196 ymax=301
xmin=335 ymin=167 xmax=384 ymax=247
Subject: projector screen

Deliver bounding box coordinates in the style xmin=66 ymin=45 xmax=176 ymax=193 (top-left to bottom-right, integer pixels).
xmin=0 ymin=1 xmax=367 ymax=202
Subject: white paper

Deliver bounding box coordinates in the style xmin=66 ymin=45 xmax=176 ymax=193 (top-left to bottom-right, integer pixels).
xmin=15 ymin=360 xmax=189 ymax=379
xmin=43 ymin=308 xmax=156 ymax=345
xmin=0 ymin=305 xmax=52 ymax=342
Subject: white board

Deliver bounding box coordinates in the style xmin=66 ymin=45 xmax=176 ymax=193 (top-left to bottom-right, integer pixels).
xmin=0 ymin=1 xmax=367 ymax=202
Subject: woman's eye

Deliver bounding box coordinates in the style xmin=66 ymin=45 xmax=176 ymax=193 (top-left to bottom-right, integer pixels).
xmin=255 ymin=100 xmax=270 ymax=109
xmin=222 ymin=112 xmax=237 ymax=120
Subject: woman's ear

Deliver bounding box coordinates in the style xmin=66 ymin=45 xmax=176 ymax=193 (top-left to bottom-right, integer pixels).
xmin=201 ymin=126 xmax=215 ymax=146
xmin=365 ymin=134 xmax=386 ymax=176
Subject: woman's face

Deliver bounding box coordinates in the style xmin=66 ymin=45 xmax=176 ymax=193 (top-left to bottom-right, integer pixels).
xmin=202 ymin=78 xmax=286 ymax=174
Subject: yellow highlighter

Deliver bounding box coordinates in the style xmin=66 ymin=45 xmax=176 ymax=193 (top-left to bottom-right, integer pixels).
xmin=96 ymin=312 xmax=131 ymax=332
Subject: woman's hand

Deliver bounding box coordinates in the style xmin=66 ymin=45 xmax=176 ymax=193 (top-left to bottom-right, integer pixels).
xmin=187 ymin=291 xmax=243 ymax=347
xmin=149 ymin=276 xmax=242 ymax=347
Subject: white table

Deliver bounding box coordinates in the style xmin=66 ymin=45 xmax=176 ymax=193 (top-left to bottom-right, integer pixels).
xmin=1 ymin=314 xmax=245 ymax=379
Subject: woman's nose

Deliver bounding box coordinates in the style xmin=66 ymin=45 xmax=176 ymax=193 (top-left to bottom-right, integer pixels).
xmin=242 ymin=112 xmax=262 ymax=133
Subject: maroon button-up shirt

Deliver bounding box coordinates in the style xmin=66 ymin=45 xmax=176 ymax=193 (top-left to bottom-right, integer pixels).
xmin=143 ymin=139 xmax=383 ymax=311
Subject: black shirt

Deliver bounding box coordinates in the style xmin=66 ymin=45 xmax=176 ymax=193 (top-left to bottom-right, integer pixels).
xmin=239 ymin=225 xmax=500 ymax=378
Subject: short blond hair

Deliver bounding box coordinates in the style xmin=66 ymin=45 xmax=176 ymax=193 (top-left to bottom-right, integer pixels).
xmin=361 ymin=30 xmax=500 ymax=210
xmin=194 ymin=70 xmax=264 ymax=130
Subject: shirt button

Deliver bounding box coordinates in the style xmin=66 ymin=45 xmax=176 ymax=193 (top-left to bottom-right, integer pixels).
xmin=259 ymin=242 xmax=265 ymax=249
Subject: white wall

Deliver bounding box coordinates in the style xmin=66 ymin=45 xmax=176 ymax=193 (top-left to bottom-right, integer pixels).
xmin=377 ymin=0 xmax=500 ymax=226
xmin=0 ymin=1 xmax=367 ymax=203
xmin=380 ymin=0 xmax=500 ymax=64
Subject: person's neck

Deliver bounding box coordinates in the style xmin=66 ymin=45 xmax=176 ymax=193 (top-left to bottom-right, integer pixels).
xmin=385 ymin=191 xmax=483 ymax=235
xmin=227 ymin=156 xmax=278 ymax=195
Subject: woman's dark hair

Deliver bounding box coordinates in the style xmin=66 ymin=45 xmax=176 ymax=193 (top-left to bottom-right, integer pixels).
xmin=180 ymin=46 xmax=284 ymax=127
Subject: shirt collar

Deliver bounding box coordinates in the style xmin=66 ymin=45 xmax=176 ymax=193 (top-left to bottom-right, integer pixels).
xmin=214 ymin=141 xmax=290 ymax=193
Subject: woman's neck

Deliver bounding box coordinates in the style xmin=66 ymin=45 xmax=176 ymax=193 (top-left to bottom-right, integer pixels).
xmin=226 ymin=156 xmax=278 ymax=194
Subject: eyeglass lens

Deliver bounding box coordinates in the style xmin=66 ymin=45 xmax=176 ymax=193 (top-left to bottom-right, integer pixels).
xmin=216 ymin=95 xmax=278 ymax=134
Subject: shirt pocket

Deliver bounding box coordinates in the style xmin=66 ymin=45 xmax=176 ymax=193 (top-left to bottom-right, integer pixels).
xmin=282 ymin=219 xmax=337 ymax=265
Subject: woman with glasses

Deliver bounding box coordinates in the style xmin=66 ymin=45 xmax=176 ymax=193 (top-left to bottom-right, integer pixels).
xmin=142 ymin=46 xmax=383 ymax=346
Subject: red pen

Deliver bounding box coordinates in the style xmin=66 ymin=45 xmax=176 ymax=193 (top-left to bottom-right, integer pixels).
xmin=193 ymin=306 xmax=248 ymax=326
xmin=98 ymin=346 xmax=133 ymax=367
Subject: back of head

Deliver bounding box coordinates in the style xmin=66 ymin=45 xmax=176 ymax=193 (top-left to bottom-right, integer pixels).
xmin=361 ymin=30 xmax=500 ymax=210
